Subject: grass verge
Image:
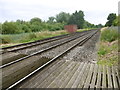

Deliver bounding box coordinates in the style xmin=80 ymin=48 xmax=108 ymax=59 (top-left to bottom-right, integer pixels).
xmin=0 ymin=28 xmax=96 ymax=48
xmin=97 ymin=27 xmax=118 ymax=66
xmin=0 ymin=30 xmax=68 ymax=48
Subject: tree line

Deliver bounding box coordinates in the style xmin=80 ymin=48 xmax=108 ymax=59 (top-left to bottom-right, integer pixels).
xmin=1 ymin=10 xmax=113 ymax=34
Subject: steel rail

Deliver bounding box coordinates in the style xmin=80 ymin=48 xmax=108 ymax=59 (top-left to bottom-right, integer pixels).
xmin=0 ymin=31 xmax=90 ymax=68
xmin=1 ymin=34 xmax=70 ymax=54
xmin=6 ymin=29 xmax=98 ymax=90
xmin=1 ymin=33 xmax=70 ymax=49
xmin=1 ymin=31 xmax=88 ymax=54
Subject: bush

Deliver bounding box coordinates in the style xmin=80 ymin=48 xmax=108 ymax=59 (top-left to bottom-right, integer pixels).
xmin=29 ymin=33 xmax=37 ymax=39
xmin=1 ymin=36 xmax=12 ymax=44
xmin=101 ymin=27 xmax=118 ymax=42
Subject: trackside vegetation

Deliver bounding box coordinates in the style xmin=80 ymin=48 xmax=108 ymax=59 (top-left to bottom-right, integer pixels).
xmin=0 ymin=30 xmax=68 ymax=47
xmin=97 ymin=27 xmax=118 ymax=66
xmin=0 ymin=10 xmax=103 ymax=34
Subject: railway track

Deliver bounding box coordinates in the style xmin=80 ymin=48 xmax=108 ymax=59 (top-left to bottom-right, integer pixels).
xmin=1 ymin=30 xmax=89 ymax=54
xmin=1 ymin=33 xmax=70 ymax=53
xmin=1 ymin=29 xmax=98 ymax=89
xmin=1 ymin=29 xmax=119 ymax=89
xmin=1 ymin=30 xmax=91 ymax=67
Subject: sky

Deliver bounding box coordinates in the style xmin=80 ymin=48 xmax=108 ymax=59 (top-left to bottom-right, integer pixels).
xmin=0 ymin=0 xmax=119 ymax=25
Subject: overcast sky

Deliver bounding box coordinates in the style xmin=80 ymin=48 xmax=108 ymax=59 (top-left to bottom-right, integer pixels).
xmin=0 ymin=0 xmax=119 ymax=25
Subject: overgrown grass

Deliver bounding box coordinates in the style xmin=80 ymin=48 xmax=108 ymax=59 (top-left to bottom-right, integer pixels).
xmin=97 ymin=27 xmax=118 ymax=66
xmin=98 ymin=41 xmax=118 ymax=56
xmin=100 ymin=27 xmax=118 ymax=42
xmin=0 ymin=28 xmax=95 ymax=48
xmin=0 ymin=30 xmax=68 ymax=47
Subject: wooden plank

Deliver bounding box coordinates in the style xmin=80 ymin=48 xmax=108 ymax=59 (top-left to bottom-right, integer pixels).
xmin=66 ymin=64 xmax=89 ymax=88
xmin=106 ymin=66 xmax=113 ymax=88
xmin=59 ymin=62 xmax=80 ymax=88
xmin=71 ymin=62 xmax=88 ymax=88
xmin=28 ymin=60 xmax=65 ymax=88
xmin=83 ymin=63 xmax=94 ymax=88
xmin=13 ymin=59 xmax=65 ymax=88
xmin=41 ymin=61 xmax=72 ymax=88
xmin=58 ymin=62 xmax=84 ymax=88
xmin=114 ymin=66 xmax=120 ymax=88
xmin=112 ymin=66 xmax=118 ymax=88
xmin=65 ymin=62 xmax=83 ymax=88
xmin=102 ymin=65 xmax=107 ymax=88
xmin=36 ymin=61 xmax=70 ymax=88
xmin=90 ymin=64 xmax=98 ymax=88
xmin=47 ymin=61 xmax=78 ymax=88
xmin=96 ymin=64 xmax=102 ymax=89
xmin=78 ymin=62 xmax=90 ymax=88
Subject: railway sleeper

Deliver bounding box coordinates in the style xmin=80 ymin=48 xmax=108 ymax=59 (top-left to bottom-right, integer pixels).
xmin=1 ymin=56 xmax=52 ymax=89
xmin=1 ymin=52 xmax=27 ymax=65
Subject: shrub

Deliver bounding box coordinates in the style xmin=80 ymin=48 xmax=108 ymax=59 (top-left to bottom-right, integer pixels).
xmin=101 ymin=27 xmax=118 ymax=42
xmin=29 ymin=33 xmax=37 ymax=39
xmin=1 ymin=36 xmax=12 ymax=44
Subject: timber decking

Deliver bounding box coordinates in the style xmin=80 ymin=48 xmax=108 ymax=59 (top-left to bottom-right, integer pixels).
xmin=16 ymin=59 xmax=119 ymax=89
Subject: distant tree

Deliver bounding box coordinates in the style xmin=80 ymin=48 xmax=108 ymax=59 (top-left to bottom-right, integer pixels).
xmin=84 ymin=21 xmax=95 ymax=28
xmin=22 ymin=24 xmax=31 ymax=33
xmin=56 ymin=12 xmax=71 ymax=23
xmin=105 ymin=13 xmax=116 ymax=26
xmin=47 ymin=17 xmax=55 ymax=23
xmin=2 ymin=21 xmax=23 ymax=34
xmin=96 ymin=24 xmax=103 ymax=28
xmin=68 ymin=10 xmax=85 ymax=29
xmin=30 ymin=17 xmax=42 ymax=24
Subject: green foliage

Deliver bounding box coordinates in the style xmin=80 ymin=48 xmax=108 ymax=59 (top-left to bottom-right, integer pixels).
xmin=97 ymin=27 xmax=118 ymax=66
xmin=1 ymin=10 xmax=104 ymax=35
xmin=97 ymin=56 xmax=118 ymax=66
xmin=112 ymin=15 xmax=120 ymax=26
xmin=83 ymin=21 xmax=102 ymax=28
xmin=68 ymin=10 xmax=85 ymax=29
xmin=30 ymin=17 xmax=42 ymax=24
xmin=47 ymin=17 xmax=55 ymax=24
xmin=0 ymin=23 xmax=2 ymax=34
xmin=98 ymin=47 xmax=107 ymax=56
xmin=101 ymin=27 xmax=118 ymax=42
xmin=56 ymin=12 xmax=71 ymax=23
xmin=105 ymin=13 xmax=117 ymax=26
xmin=1 ymin=30 xmax=68 ymax=47
xmin=1 ymin=36 xmax=12 ymax=44
xmin=2 ymin=21 xmax=24 ymax=34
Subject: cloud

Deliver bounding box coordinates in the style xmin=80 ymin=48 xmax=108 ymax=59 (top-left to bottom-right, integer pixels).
xmin=0 ymin=0 xmax=119 ymax=24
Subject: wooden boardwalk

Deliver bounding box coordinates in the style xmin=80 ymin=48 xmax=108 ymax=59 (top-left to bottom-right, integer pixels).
xmin=16 ymin=59 xmax=120 ymax=89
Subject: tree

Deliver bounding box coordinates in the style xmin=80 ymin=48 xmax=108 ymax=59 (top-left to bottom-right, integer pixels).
xmin=2 ymin=21 xmax=23 ymax=34
xmin=105 ymin=13 xmax=116 ymax=26
xmin=47 ymin=17 xmax=55 ymax=23
xmin=68 ymin=10 xmax=85 ymax=29
xmin=96 ymin=24 xmax=103 ymax=28
xmin=56 ymin=12 xmax=71 ymax=23
xmin=112 ymin=15 xmax=120 ymax=26
xmin=30 ymin=17 xmax=42 ymax=24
